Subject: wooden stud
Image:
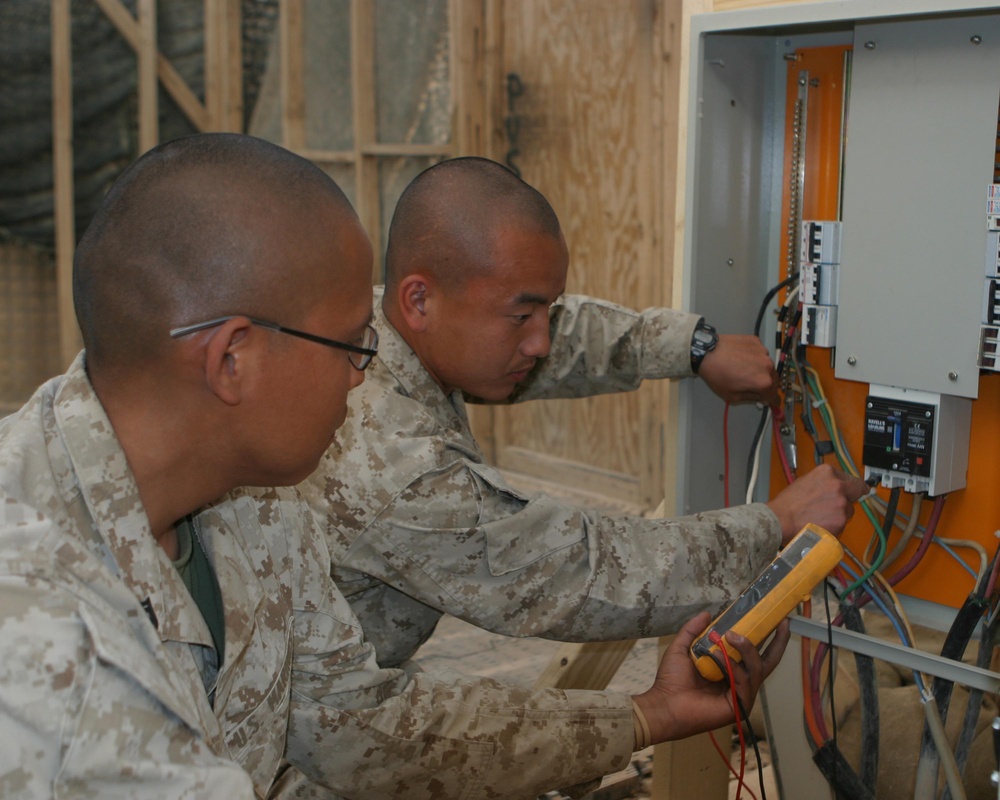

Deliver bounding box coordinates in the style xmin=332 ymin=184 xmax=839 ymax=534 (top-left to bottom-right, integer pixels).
xmin=93 ymin=0 xmax=210 ymax=131
xmin=449 ymin=0 xmax=484 ymax=156
xmin=137 ymin=0 xmax=159 ymax=153
xmin=533 ymin=640 xmax=638 ymax=692
xmin=51 ymin=0 xmax=81 ymax=366
xmin=351 ymin=0 xmax=381 ymax=265
xmin=279 ymin=0 xmax=305 ymax=150
xmin=205 ymin=0 xmax=243 ymax=132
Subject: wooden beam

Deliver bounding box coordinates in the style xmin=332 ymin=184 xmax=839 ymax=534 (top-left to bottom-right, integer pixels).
xmin=449 ymin=0 xmax=486 ymax=156
xmin=360 ymin=143 xmax=453 ymax=157
xmin=205 ymin=0 xmax=243 ymax=131
xmin=351 ymin=0 xmax=381 ymax=262
xmin=93 ymin=0 xmax=210 ymax=131
xmin=533 ymin=640 xmax=638 ymax=691
xmin=279 ymin=0 xmax=305 ymax=150
xmin=51 ymin=0 xmax=81 ymax=367
xmin=137 ymin=0 xmax=158 ymax=153
xmin=297 ymin=148 xmax=355 ymax=164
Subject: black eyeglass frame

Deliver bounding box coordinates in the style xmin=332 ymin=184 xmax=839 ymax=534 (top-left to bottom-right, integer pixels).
xmin=170 ymin=315 xmax=379 ymax=371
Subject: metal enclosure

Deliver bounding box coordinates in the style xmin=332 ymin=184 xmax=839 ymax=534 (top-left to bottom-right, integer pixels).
xmin=836 ymin=15 xmax=1000 ymax=398
xmin=678 ymin=0 xmax=999 ymax=514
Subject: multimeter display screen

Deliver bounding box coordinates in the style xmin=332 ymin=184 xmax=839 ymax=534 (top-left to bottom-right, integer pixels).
xmin=698 ymin=528 xmax=823 ymax=642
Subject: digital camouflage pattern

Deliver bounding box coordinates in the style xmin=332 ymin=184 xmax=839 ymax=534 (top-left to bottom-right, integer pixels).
xmin=0 ymin=355 xmax=635 ymax=799
xmin=301 ymin=292 xmax=783 ymax=668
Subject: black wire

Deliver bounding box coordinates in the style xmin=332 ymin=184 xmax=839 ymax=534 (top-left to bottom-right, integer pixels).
xmin=736 ymin=694 xmax=768 ymax=800
xmin=754 ymin=273 xmax=799 ymax=338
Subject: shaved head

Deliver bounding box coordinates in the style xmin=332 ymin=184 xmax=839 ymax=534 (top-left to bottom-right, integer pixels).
xmin=73 ymin=133 xmax=360 ymax=375
xmin=383 ymin=157 xmax=561 ymax=296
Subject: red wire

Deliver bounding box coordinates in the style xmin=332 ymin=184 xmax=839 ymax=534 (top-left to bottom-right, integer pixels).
xmin=723 ymin=403 xmax=731 ymax=507
xmin=711 ymin=631 xmax=749 ymax=799
xmin=771 ymin=407 xmax=795 ymax=485
xmin=708 ymin=730 xmax=760 ymax=800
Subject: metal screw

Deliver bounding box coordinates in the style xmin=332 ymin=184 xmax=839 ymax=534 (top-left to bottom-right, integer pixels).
xmin=726 ymin=258 xmax=734 ymax=266
xmin=926 ymin=411 xmax=932 ymax=418
xmin=972 ymin=35 xmax=982 ymax=45
xmin=892 ymin=463 xmax=898 ymax=470
xmin=798 ymin=75 xmax=807 ymax=86
xmin=864 ymin=41 xmax=876 ymax=50
xmin=948 ymin=371 xmax=959 ymax=381
xmin=847 ymin=356 xmax=858 ymax=365
xmin=867 ymin=402 xmax=873 ymax=409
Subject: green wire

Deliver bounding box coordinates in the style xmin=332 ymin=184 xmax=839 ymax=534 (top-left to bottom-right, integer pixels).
xmin=802 ymin=370 xmax=887 ymax=595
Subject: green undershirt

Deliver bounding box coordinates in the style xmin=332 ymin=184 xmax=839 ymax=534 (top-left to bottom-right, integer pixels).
xmin=172 ymin=516 xmax=226 ymax=667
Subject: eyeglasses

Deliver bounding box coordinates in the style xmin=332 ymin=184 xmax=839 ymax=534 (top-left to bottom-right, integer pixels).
xmin=170 ymin=315 xmax=379 ymax=371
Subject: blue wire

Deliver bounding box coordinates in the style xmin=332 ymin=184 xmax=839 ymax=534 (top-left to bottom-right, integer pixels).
xmin=836 ymin=560 xmax=927 ymax=694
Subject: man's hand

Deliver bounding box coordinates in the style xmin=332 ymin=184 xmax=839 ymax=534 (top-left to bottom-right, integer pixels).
xmin=632 ymin=612 xmax=790 ymax=744
xmin=766 ymin=464 xmax=870 ymax=544
xmin=697 ymin=334 xmax=779 ymax=407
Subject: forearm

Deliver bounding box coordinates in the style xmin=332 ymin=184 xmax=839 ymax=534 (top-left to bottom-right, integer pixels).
xmin=343 ymin=469 xmax=782 ymax=644
xmin=507 ymin=295 xmax=701 ymax=402
xmin=287 ymin=599 xmax=634 ymax=798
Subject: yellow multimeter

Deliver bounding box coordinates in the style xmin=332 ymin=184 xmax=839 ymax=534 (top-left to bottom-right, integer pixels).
xmin=690 ymin=523 xmax=844 ymax=682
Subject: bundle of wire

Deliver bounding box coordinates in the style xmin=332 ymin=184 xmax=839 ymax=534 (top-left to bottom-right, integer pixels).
xmin=722 ymin=276 xmax=1000 ymax=800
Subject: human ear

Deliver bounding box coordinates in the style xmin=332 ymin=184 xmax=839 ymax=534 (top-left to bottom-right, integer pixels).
xmin=397 ymin=274 xmax=432 ymax=333
xmin=203 ymin=318 xmax=253 ymax=406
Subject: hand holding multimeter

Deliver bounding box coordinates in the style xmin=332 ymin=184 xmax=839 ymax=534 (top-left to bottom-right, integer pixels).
xmin=690 ymin=523 xmax=844 ymax=681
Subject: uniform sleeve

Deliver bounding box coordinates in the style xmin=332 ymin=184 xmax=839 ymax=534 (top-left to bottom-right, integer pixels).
xmin=504 ymin=294 xmax=702 ymax=403
xmin=338 ymin=458 xmax=781 ymax=647
xmin=285 ymin=529 xmax=635 ymax=800
xmin=0 ymin=571 xmax=254 ymax=799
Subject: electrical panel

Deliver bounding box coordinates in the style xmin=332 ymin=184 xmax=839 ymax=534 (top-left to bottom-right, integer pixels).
xmin=678 ymin=1 xmax=1000 ymax=612
xmin=676 ymin=5 xmax=1000 ymax=797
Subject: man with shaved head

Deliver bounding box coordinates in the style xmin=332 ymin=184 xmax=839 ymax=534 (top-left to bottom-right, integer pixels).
xmin=0 ymin=135 xmax=790 ymax=798
xmin=301 ymin=156 xmax=867 ymax=668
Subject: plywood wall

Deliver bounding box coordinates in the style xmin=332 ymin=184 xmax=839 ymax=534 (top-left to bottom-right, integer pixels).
xmin=481 ymin=0 xmax=680 ymax=510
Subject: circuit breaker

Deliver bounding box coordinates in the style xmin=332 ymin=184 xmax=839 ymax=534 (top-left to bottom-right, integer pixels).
xmin=862 ymin=385 xmax=971 ymax=496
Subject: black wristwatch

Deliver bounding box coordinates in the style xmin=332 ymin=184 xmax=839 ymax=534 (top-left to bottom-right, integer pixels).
xmin=689 ymin=318 xmax=719 ymax=374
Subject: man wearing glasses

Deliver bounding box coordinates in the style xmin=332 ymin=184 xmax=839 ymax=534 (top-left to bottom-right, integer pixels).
xmin=300 ymin=156 xmax=868 ymax=670
xmin=0 ymin=134 xmax=787 ymax=798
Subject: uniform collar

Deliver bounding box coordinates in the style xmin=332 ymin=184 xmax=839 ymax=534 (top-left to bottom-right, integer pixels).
xmin=51 ymin=354 xmax=214 ymax=651
xmin=370 ymin=290 xmax=474 ymax=438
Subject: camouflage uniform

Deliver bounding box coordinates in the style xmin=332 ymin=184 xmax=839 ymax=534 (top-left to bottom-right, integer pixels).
xmin=301 ymin=292 xmax=782 ymax=668
xmin=0 ymin=355 xmax=635 ymax=799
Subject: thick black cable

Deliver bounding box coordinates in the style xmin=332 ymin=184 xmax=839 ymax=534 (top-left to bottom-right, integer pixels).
xmin=916 ymin=592 xmax=989 ymax=792
xmin=942 ymin=613 xmax=1000 ymax=800
xmin=840 ymin=604 xmax=879 ymax=794
xmin=824 ymin=582 xmax=840 ymax=798
xmin=812 ymin=742 xmax=877 ymax=800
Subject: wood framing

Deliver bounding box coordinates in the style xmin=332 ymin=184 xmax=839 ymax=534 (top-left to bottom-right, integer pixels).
xmin=137 ymin=0 xmax=158 ymax=152
xmin=51 ymin=0 xmax=79 ymax=368
xmin=350 ymin=0 xmax=380 ymax=258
